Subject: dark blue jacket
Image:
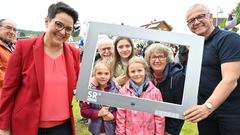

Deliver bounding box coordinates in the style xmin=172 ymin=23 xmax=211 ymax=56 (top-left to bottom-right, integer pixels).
xmin=152 ymin=62 xmax=185 ymax=135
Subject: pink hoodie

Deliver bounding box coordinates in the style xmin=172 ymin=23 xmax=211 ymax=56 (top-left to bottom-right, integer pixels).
xmin=116 ymin=81 xmax=165 ymax=135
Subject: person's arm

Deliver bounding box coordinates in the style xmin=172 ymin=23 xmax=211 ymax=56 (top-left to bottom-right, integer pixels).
xmin=164 ymin=73 xmax=184 ymax=135
xmin=155 ymin=90 xmax=165 ymax=135
xmin=80 ymin=102 xmax=109 ymax=119
xmin=115 ymin=87 xmax=127 ymax=135
xmin=0 ymin=41 xmax=23 ymax=131
xmin=115 ymin=108 xmax=126 ymax=135
xmin=155 ymin=114 xmax=165 ymax=135
xmin=184 ymin=61 xmax=240 ymax=122
xmin=0 ymin=58 xmax=4 ymax=94
xmin=80 ymin=102 xmax=99 ymax=119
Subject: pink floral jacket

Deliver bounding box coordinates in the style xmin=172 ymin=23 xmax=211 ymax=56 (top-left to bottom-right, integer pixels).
xmin=116 ymin=81 xmax=165 ymax=135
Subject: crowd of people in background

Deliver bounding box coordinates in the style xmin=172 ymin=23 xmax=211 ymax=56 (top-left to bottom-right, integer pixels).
xmin=1 ymin=1 xmax=240 ymax=135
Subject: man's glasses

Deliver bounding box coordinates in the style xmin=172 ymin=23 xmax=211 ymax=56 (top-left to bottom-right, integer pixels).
xmin=187 ymin=13 xmax=208 ymax=26
xmin=99 ymin=47 xmax=112 ymax=52
xmin=0 ymin=25 xmax=17 ymax=33
xmin=150 ymin=55 xmax=166 ymax=61
xmin=54 ymin=21 xmax=73 ymax=34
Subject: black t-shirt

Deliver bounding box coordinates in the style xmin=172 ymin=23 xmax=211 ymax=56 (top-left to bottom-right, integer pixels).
xmin=198 ymin=27 xmax=240 ymax=108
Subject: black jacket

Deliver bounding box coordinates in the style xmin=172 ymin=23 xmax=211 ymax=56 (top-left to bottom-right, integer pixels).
xmin=153 ymin=62 xmax=185 ymax=135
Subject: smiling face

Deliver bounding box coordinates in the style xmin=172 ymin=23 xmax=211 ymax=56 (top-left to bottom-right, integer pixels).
xmin=0 ymin=19 xmax=17 ymax=44
xmin=98 ymin=43 xmax=114 ymax=59
xmin=186 ymin=4 xmax=214 ymax=38
xmin=93 ymin=63 xmax=111 ymax=88
xmin=149 ymin=51 xmax=167 ymax=74
xmin=45 ymin=12 xmax=74 ymax=46
xmin=128 ymin=62 xmax=146 ymax=86
xmin=116 ymin=39 xmax=133 ymax=60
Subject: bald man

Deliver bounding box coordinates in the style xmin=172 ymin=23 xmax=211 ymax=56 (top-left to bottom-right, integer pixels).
xmin=184 ymin=4 xmax=240 ymax=135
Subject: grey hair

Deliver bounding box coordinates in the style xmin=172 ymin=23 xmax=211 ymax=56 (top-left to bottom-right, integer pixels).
xmin=97 ymin=37 xmax=114 ymax=49
xmin=144 ymin=43 xmax=174 ymax=65
xmin=187 ymin=4 xmax=210 ymax=14
xmin=0 ymin=19 xmax=7 ymax=26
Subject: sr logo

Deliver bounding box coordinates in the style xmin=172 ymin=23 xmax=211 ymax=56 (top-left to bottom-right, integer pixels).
xmin=87 ymin=91 xmax=98 ymax=102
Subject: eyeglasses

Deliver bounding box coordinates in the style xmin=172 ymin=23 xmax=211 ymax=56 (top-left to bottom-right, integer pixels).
xmin=54 ymin=21 xmax=73 ymax=34
xmin=150 ymin=55 xmax=166 ymax=61
xmin=0 ymin=25 xmax=17 ymax=33
xmin=99 ymin=47 xmax=112 ymax=52
xmin=187 ymin=13 xmax=208 ymax=26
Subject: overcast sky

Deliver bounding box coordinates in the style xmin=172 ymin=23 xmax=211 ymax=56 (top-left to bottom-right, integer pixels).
xmin=1 ymin=0 xmax=239 ymax=34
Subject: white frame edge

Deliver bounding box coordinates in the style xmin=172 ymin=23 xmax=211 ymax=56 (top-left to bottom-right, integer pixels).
xmin=76 ymin=22 xmax=204 ymax=119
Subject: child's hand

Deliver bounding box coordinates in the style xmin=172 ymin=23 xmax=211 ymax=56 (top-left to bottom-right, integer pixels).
xmin=98 ymin=107 xmax=109 ymax=117
xmin=90 ymin=77 xmax=98 ymax=86
xmin=116 ymin=74 xmax=128 ymax=86
xmin=103 ymin=112 xmax=114 ymax=121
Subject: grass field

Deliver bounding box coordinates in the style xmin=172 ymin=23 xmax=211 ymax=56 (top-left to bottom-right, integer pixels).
xmin=72 ymin=97 xmax=198 ymax=135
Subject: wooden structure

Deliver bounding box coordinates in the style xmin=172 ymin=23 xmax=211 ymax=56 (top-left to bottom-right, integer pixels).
xmin=140 ymin=20 xmax=173 ymax=31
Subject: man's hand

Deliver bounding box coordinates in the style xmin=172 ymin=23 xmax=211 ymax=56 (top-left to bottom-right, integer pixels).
xmin=184 ymin=104 xmax=213 ymax=123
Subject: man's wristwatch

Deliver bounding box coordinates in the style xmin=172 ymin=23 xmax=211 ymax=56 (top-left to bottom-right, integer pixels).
xmin=205 ymin=102 xmax=214 ymax=110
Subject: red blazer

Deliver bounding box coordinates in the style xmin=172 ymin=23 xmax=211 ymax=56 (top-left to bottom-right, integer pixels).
xmin=0 ymin=35 xmax=80 ymax=135
xmin=0 ymin=41 xmax=13 ymax=98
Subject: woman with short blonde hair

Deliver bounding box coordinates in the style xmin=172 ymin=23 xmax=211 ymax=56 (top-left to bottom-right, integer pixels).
xmin=145 ymin=43 xmax=185 ymax=135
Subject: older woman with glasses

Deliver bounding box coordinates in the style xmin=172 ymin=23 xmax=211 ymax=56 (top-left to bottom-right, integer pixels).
xmin=144 ymin=43 xmax=185 ymax=135
xmin=0 ymin=2 xmax=80 ymax=135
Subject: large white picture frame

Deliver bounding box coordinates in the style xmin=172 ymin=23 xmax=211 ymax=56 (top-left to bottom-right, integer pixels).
xmin=75 ymin=22 xmax=204 ymax=119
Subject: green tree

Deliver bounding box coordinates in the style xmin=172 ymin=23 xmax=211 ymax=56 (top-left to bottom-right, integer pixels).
xmin=72 ymin=29 xmax=80 ymax=37
xmin=219 ymin=18 xmax=227 ymax=28
xmin=18 ymin=29 xmax=43 ymax=37
xmin=233 ymin=2 xmax=240 ymax=25
xmin=19 ymin=31 xmax=26 ymax=37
